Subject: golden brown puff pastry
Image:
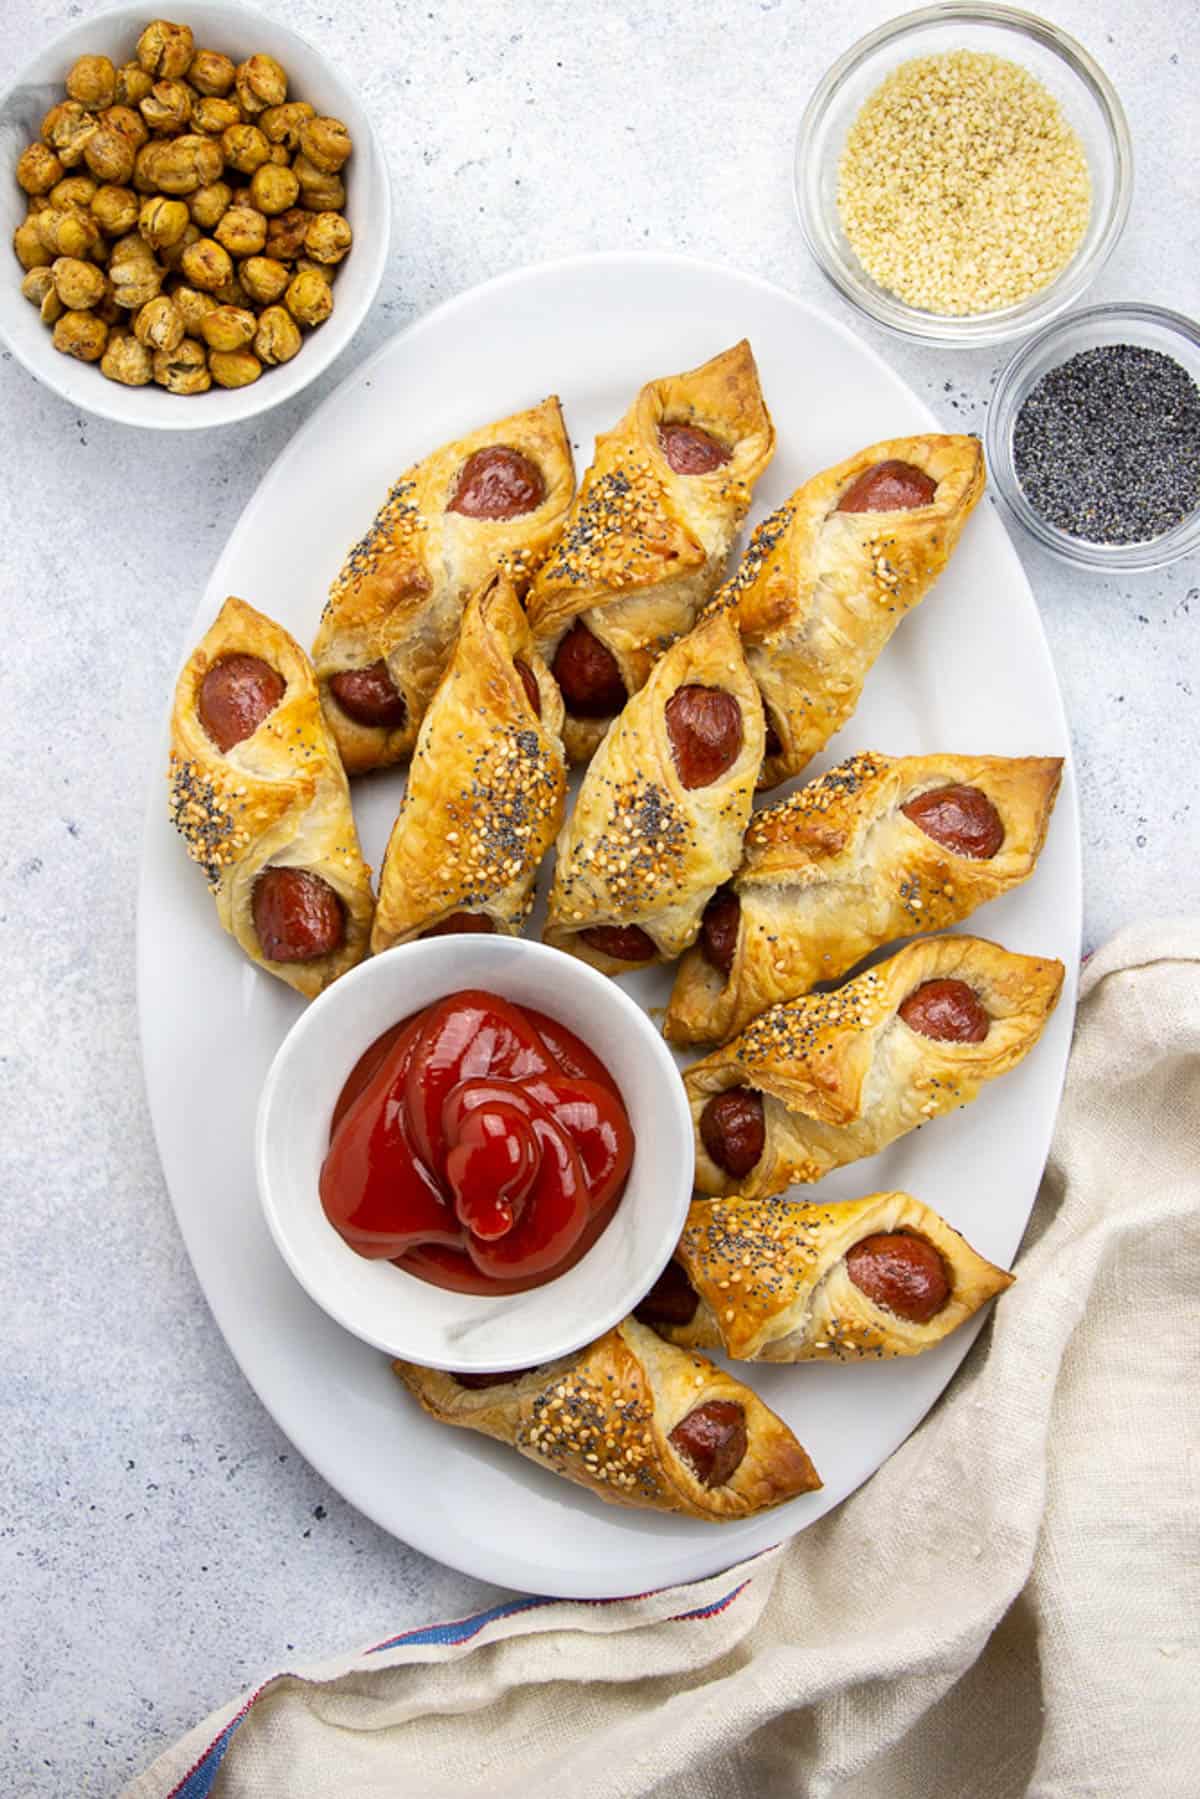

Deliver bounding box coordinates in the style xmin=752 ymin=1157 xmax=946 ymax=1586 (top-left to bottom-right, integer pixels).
xmin=638 ymin=1192 xmax=1012 ymax=1363
xmin=169 ymin=595 xmax=374 ymax=999
xmin=392 ymin=1316 xmax=820 ymax=1521
xmin=686 ymin=935 xmax=1064 ymax=1199
xmin=544 ymin=608 xmax=765 ymax=974
xmin=665 ymin=750 xmax=1063 ymax=1046
xmin=370 ymin=574 xmax=567 ymax=953
xmin=712 ymin=434 xmax=984 ymax=790
xmin=527 ymin=341 xmax=775 ymax=763
xmin=312 ymin=395 xmax=575 ymax=775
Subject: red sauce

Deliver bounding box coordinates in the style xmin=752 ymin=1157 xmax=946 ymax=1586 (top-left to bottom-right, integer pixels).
xmin=321 ymin=991 xmax=634 ymax=1294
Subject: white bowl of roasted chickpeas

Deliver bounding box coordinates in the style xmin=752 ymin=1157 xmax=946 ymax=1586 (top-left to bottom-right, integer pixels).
xmin=0 ymin=3 xmax=389 ymax=428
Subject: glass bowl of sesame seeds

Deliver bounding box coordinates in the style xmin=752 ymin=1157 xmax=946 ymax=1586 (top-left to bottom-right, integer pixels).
xmin=794 ymin=3 xmax=1132 ymax=348
xmin=986 ymin=302 xmax=1200 ymax=571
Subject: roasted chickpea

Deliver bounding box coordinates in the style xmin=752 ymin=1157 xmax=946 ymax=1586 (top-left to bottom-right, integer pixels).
xmin=153 ymin=336 xmax=210 ymax=393
xmin=21 ymin=267 xmax=64 ymax=322
xmin=140 ymin=78 xmax=193 ymax=134
xmin=303 ymin=210 xmax=352 ymax=265
xmin=115 ymin=63 xmax=154 ymax=108
xmin=13 ymin=216 xmax=51 ymax=271
xmin=159 ymin=222 xmax=201 ymax=272
xmin=99 ymin=104 xmax=149 ymax=151
xmin=234 ymin=55 xmax=287 ymax=114
xmin=36 ymin=206 xmax=100 ymax=260
xmin=189 ymin=49 xmax=237 ymax=97
xmin=209 ymin=346 xmax=262 ymax=387
xmin=239 ymin=253 xmax=289 ymax=304
xmin=285 ymin=265 xmax=332 ymax=327
xmin=41 ymin=101 xmax=97 ymax=169
xmin=180 ymin=235 xmax=233 ymax=292
xmin=200 ymin=303 xmax=257 ymax=351
xmin=16 ymin=143 xmax=63 ymax=195
xmin=266 ymin=143 xmax=290 ymax=167
xmin=136 ymin=194 xmax=188 ymax=252
xmin=20 ymin=266 xmax=55 ymax=307
xmin=248 ymin=162 xmax=299 ymax=216
xmin=136 ymin=20 xmax=195 ymax=80
xmin=53 ymin=309 xmax=108 ymax=361
xmin=189 ymin=180 xmax=232 ymax=230
xmin=49 ymin=174 xmax=98 ymax=210
xmin=171 ymin=284 xmax=217 ymax=333
xmin=108 ymin=233 xmax=163 ymax=308
xmin=297 ymin=115 xmax=352 ymax=174
xmin=100 ymin=327 xmax=154 ymax=386
xmin=141 ymin=134 xmax=223 ymax=195
xmin=220 ymin=122 xmax=269 ymax=175
xmin=192 ymin=95 xmax=241 ymax=135
xmin=65 ymin=54 xmax=117 ymax=111
xmin=292 ymin=154 xmax=344 ymax=213
xmin=90 ymin=183 xmax=139 ymax=236
xmin=265 ymin=206 xmax=310 ymax=261
xmin=254 ymin=303 xmax=301 ymax=365
xmin=214 ymin=271 xmax=253 ymax=307
xmin=51 ymin=255 xmax=107 ymax=309
xmin=214 ymin=203 xmax=266 ymax=257
xmin=260 ymin=101 xmax=314 ymax=150
xmin=133 ymin=293 xmax=185 ymax=352
xmin=82 ymin=122 xmax=136 ymax=184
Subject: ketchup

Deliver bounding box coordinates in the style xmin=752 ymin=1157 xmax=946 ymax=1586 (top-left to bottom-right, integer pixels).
xmin=320 ymin=991 xmax=635 ymax=1294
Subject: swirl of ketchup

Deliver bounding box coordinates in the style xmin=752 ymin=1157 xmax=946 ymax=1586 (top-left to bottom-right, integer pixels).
xmin=319 ymin=991 xmax=634 ymax=1294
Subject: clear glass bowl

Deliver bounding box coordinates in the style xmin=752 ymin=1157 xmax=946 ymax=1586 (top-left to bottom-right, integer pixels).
xmin=986 ymin=302 xmax=1200 ymax=571
xmin=794 ymin=3 xmax=1133 ymax=348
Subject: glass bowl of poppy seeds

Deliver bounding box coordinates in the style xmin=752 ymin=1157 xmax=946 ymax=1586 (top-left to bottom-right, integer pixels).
xmin=986 ymin=303 xmax=1200 ymax=571
xmin=794 ymin=4 xmax=1133 ymax=347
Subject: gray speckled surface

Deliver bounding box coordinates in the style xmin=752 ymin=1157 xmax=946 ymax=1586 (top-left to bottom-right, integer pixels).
xmin=1 ymin=0 xmax=1196 ymax=1790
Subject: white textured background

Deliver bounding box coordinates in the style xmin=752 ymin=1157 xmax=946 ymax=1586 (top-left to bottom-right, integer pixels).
xmin=0 ymin=0 xmax=1196 ymax=1790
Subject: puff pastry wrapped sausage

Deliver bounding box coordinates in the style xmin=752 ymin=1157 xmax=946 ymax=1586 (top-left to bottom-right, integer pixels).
xmin=371 ymin=574 xmax=567 ymax=952
xmin=714 ymin=434 xmax=984 ymax=789
xmin=313 ymin=396 xmax=575 ymax=774
xmin=637 ymin=1192 xmax=1013 ymax=1362
xmin=528 ymin=341 xmax=775 ymax=763
xmin=392 ymin=1316 xmax=820 ymax=1520
xmin=686 ymin=935 xmax=1064 ymax=1199
xmin=169 ymin=595 xmax=374 ymax=998
xmin=544 ymin=608 xmax=764 ymax=973
xmin=666 ymin=750 xmax=1063 ymax=1045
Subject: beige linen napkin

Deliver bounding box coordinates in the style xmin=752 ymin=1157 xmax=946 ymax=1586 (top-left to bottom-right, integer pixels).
xmin=127 ymin=921 xmax=1200 ymax=1799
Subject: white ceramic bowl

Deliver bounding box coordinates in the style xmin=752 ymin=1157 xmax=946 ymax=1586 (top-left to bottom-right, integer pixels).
xmin=255 ymin=936 xmax=694 ymax=1374
xmin=0 ymin=1 xmax=389 ymax=429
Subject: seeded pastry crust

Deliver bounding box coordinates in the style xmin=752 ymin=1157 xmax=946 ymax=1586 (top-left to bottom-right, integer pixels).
xmin=652 ymin=1192 xmax=1013 ymax=1363
xmin=685 ymin=934 xmax=1064 ymax=1199
xmin=665 ymin=750 xmax=1063 ymax=1045
xmin=371 ymin=574 xmax=567 ymax=952
xmin=312 ymin=395 xmax=575 ymax=774
xmin=544 ymin=608 xmax=764 ymax=972
xmin=712 ymin=433 xmax=984 ymax=791
xmin=393 ymin=1316 xmax=821 ymax=1520
xmin=528 ymin=340 xmax=775 ymax=763
xmin=169 ymin=595 xmax=374 ymax=998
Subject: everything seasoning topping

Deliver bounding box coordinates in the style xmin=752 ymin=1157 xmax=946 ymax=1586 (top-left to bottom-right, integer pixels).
xmin=708 ymin=500 xmax=795 ymax=614
xmin=555 ymin=776 xmax=689 ymax=923
xmin=168 ymin=752 xmax=246 ymax=886
xmin=735 ymin=972 xmax=881 ymax=1070
xmin=747 ymin=753 xmax=886 ymax=845
xmin=837 ymin=51 xmax=1091 ymax=316
xmin=538 ymin=455 xmax=675 ymax=591
xmin=1012 ymin=345 xmax=1200 ymax=544
xmin=327 ymin=478 xmax=422 ymax=606
xmin=520 ymin=1363 xmax=661 ymax=1496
